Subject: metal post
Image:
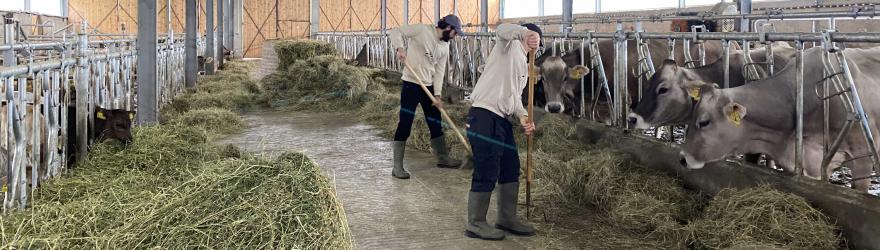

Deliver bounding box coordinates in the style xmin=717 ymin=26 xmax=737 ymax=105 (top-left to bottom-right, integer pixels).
xmin=62 ymin=0 xmax=69 ymax=17
xmin=739 ymin=0 xmax=751 ymax=32
xmin=580 ymin=39 xmax=586 ymax=118
xmin=226 ymin=0 xmax=234 ymax=55
xmin=596 ymin=0 xmax=601 ymax=14
xmin=480 ymin=0 xmax=488 ymax=32
xmin=4 ymin=20 xmax=16 ymax=212
xmin=137 ymin=0 xmax=158 ymax=124
xmin=722 ymin=39 xmax=730 ymax=88
xmin=403 ymin=0 xmax=409 ymax=25
xmin=434 ymin=0 xmax=440 ymax=23
xmin=381 ymin=0 xmax=387 ymax=35
xmin=614 ymin=23 xmax=627 ymax=127
xmin=498 ymin=0 xmax=503 ymax=19
xmin=206 ymin=0 xmax=215 ymax=74
xmin=311 ymin=0 xmax=320 ymax=36
xmin=454 ymin=0 xmax=459 ymax=16
xmin=167 ymin=0 xmax=173 ymax=39
xmin=538 ymin=0 xmax=544 ymax=16
xmin=795 ymin=41 xmax=804 ymax=176
xmin=24 ymin=0 xmax=32 ymax=11
xmin=185 ymin=0 xmax=197 ymax=89
xmin=217 ymin=0 xmax=224 ymax=68
xmin=562 ymin=0 xmax=573 ymax=32
xmin=678 ymin=0 xmax=685 ymax=10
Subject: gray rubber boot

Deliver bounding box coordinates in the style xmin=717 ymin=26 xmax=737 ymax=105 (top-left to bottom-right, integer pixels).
xmin=465 ymin=192 xmax=506 ymax=240
xmin=496 ymin=182 xmax=535 ymax=236
xmin=391 ymin=141 xmax=410 ymax=179
xmin=431 ymin=137 xmax=462 ymax=168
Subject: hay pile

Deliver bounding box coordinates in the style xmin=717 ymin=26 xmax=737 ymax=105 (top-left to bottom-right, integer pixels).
xmin=169 ymin=107 xmax=245 ymax=135
xmin=262 ymin=55 xmax=375 ymax=110
xmin=166 ymin=60 xmax=263 ymax=116
xmin=526 ymin=114 xmax=840 ymax=248
xmin=529 ymin=138 xmax=699 ymax=248
xmin=689 ymin=186 xmax=839 ymax=249
xmin=0 ymin=125 xmax=351 ymax=249
xmin=274 ymin=40 xmax=338 ymax=70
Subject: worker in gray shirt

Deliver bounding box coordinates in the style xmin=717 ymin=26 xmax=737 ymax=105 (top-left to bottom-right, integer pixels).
xmin=388 ymin=15 xmax=464 ymax=179
xmin=464 ymin=23 xmax=542 ymax=240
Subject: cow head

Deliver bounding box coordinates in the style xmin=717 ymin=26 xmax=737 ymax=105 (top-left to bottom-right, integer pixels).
xmin=95 ymin=107 xmax=135 ymax=144
xmin=536 ymin=56 xmax=589 ymax=114
xmin=680 ymin=89 xmax=749 ymax=169
xmin=628 ymin=60 xmax=716 ymax=129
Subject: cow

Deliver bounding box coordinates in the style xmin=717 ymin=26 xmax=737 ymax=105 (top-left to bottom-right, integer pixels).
xmin=628 ymin=42 xmax=796 ymax=129
xmin=531 ymin=39 xmax=725 ymax=122
xmin=65 ymin=106 xmax=135 ymax=167
xmin=679 ymin=46 xmax=880 ymax=192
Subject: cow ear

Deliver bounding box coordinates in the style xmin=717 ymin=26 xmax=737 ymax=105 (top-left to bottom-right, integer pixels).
xmin=682 ymin=80 xmax=711 ymax=101
xmin=128 ymin=111 xmax=136 ymax=121
xmin=477 ymin=64 xmax=486 ymax=74
xmin=95 ymin=107 xmax=106 ymax=120
xmin=723 ymin=102 xmax=747 ymax=127
xmin=568 ymin=65 xmax=590 ymax=80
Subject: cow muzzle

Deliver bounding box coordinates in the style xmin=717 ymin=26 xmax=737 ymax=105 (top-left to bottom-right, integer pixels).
xmin=546 ymin=102 xmax=564 ymax=113
xmin=679 ymin=151 xmax=705 ymax=169
xmin=626 ymin=113 xmax=651 ymax=130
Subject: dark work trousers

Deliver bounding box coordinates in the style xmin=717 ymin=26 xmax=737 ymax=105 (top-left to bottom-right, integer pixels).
xmin=466 ymin=107 xmax=521 ymax=192
xmin=393 ymin=81 xmax=444 ymax=141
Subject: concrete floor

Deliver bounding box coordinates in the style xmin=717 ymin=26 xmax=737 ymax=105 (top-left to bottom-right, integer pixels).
xmin=217 ymin=111 xmax=552 ymax=249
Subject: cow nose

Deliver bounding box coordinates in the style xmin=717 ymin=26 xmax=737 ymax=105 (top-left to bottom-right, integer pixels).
xmin=547 ymin=103 xmax=562 ymax=113
xmin=679 ymin=157 xmax=687 ymax=167
xmin=627 ymin=117 xmax=637 ymax=126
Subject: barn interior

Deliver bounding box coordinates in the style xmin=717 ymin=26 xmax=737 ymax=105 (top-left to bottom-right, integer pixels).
xmin=0 ymin=0 xmax=879 ymax=249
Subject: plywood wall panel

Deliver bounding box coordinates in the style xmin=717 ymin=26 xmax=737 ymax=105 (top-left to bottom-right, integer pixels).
xmin=67 ymin=0 xmax=500 ymax=57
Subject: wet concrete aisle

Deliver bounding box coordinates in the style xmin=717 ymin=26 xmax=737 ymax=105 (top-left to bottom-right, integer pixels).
xmin=217 ymin=111 xmax=559 ymax=250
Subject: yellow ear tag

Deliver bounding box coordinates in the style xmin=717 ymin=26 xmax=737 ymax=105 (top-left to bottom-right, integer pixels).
xmin=129 ymin=113 xmax=134 ymax=120
xmin=727 ymin=110 xmax=742 ymax=127
xmin=569 ymin=69 xmax=584 ymax=80
xmin=688 ymin=87 xmax=701 ymax=101
xmin=97 ymin=111 xmax=106 ymax=120
xmin=2 ymin=184 xmax=6 ymax=193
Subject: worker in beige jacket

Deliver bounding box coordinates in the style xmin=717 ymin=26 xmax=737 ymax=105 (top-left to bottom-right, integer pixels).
xmin=388 ymin=15 xmax=464 ymax=179
xmin=463 ymin=23 xmax=542 ymax=240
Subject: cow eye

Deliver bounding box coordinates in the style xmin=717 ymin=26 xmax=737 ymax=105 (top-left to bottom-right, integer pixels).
xmin=698 ymin=120 xmax=710 ymax=128
xmin=658 ymin=87 xmax=669 ymax=95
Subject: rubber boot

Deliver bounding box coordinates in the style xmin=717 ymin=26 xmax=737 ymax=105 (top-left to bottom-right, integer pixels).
xmin=495 ymin=182 xmax=535 ymax=236
xmin=391 ymin=141 xmax=410 ymax=179
xmin=465 ymin=192 xmax=506 ymax=240
xmin=431 ymin=137 xmax=462 ymax=168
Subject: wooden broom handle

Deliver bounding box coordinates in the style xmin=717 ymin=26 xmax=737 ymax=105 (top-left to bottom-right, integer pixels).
xmin=402 ymin=63 xmax=472 ymax=155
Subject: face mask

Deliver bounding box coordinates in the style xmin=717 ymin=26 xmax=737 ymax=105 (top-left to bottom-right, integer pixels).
xmin=440 ymin=29 xmax=454 ymax=42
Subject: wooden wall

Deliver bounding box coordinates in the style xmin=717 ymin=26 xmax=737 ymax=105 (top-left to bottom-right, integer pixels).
xmin=65 ymin=0 xmax=501 ymax=57
xmin=318 ymin=0 xmax=501 ymax=32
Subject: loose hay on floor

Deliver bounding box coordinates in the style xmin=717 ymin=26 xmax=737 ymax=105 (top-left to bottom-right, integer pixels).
xmin=261 ymin=40 xmax=844 ymax=250
xmin=689 ymin=185 xmax=840 ymax=249
xmin=0 ymin=125 xmax=352 ymax=249
xmin=169 ymin=107 xmax=245 ymax=136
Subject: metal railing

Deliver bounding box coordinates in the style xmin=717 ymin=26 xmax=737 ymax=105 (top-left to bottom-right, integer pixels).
xmin=0 ymin=21 xmax=202 ymax=211
xmin=313 ymin=20 xmax=880 ymax=195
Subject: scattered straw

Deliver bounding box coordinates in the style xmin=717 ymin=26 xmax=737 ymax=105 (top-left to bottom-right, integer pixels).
xmin=689 ymin=185 xmax=840 ymax=249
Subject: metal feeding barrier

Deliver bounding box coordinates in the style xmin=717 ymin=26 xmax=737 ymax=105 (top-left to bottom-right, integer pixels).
xmin=0 ymin=19 xmax=198 ymax=212
xmin=314 ymin=12 xmax=880 ymax=193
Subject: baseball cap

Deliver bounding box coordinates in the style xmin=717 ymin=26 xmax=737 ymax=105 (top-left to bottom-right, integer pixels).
xmin=441 ymin=14 xmax=464 ymax=35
